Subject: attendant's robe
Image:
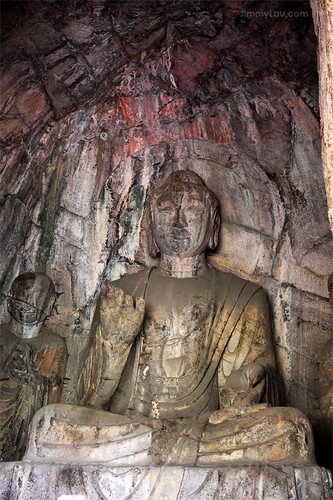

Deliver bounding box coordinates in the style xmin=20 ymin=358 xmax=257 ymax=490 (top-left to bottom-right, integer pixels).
xmin=0 ymin=325 xmax=67 ymax=461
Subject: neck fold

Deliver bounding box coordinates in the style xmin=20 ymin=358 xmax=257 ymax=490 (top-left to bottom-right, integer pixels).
xmin=158 ymin=254 xmax=208 ymax=278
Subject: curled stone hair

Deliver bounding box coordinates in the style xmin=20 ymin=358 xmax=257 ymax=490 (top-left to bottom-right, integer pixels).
xmin=146 ymin=170 xmax=221 ymax=258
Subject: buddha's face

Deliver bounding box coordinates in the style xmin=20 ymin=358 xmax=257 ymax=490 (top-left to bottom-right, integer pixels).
xmin=151 ymin=186 xmax=214 ymax=257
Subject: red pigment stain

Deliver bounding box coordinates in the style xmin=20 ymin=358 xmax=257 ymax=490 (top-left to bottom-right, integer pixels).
xmin=159 ymin=98 xmax=186 ymax=120
xmin=172 ymin=45 xmax=216 ymax=92
xmin=110 ymin=95 xmax=232 ymax=166
xmin=117 ymin=96 xmax=137 ymax=126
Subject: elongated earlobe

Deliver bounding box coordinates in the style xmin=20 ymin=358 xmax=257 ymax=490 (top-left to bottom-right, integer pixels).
xmin=149 ymin=235 xmax=159 ymax=257
xmin=208 ymin=210 xmax=221 ymax=250
xmin=146 ymin=205 xmax=160 ymax=258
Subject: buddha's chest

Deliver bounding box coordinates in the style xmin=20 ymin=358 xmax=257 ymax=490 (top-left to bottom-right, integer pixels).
xmin=137 ymin=273 xmax=216 ymax=396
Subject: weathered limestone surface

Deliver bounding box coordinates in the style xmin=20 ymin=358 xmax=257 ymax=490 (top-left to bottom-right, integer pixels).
xmin=0 ymin=463 xmax=332 ymax=500
xmin=0 ymin=0 xmax=332 ymax=467
xmin=22 ymin=171 xmax=316 ymax=470
xmin=106 ymin=141 xmax=333 ymax=438
xmin=311 ymin=0 xmax=333 ymax=229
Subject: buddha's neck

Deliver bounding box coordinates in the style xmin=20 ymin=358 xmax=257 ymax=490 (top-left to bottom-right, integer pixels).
xmin=158 ymin=254 xmax=208 ymax=278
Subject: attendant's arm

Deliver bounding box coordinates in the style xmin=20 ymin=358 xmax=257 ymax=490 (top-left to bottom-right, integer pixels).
xmin=16 ymin=334 xmax=67 ymax=405
xmin=3 ymin=343 xmax=36 ymax=385
xmin=77 ymin=283 xmax=144 ymax=408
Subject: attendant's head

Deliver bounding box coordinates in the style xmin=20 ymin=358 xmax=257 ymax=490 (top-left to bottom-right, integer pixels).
xmin=148 ymin=170 xmax=220 ymax=258
xmin=7 ymin=272 xmax=56 ymax=338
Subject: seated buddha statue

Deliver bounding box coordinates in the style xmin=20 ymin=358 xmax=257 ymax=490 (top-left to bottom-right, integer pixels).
xmin=0 ymin=273 xmax=67 ymax=461
xmin=24 ymin=171 xmax=315 ymax=466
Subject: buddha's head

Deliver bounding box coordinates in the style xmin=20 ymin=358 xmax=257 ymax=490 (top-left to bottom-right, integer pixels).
xmin=7 ymin=272 xmax=56 ymax=338
xmin=148 ymin=170 xmax=220 ymax=258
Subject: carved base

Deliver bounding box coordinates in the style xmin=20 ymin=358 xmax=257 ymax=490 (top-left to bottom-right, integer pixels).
xmin=0 ymin=463 xmax=332 ymax=499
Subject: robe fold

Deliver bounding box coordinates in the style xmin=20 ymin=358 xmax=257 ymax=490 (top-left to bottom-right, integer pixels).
xmin=79 ymin=267 xmax=281 ymax=419
xmin=0 ymin=326 xmax=67 ymax=460
xmin=24 ymin=267 xmax=314 ymax=467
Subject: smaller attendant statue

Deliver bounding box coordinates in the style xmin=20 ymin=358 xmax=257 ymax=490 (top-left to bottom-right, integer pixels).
xmin=0 ymin=273 xmax=68 ymax=461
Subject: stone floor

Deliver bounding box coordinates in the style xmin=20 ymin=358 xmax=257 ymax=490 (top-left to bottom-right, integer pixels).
xmin=0 ymin=463 xmax=332 ymax=499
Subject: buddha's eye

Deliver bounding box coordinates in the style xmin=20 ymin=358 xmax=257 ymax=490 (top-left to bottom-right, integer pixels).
xmin=159 ymin=205 xmax=174 ymax=214
xmin=185 ymin=203 xmax=203 ymax=214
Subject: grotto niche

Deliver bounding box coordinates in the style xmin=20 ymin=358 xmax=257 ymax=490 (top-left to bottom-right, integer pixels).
xmin=0 ymin=0 xmax=332 ymax=498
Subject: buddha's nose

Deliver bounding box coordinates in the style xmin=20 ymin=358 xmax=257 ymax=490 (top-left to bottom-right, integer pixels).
xmin=173 ymin=208 xmax=187 ymax=228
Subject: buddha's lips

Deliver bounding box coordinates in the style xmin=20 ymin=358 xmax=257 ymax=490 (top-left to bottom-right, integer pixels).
xmin=170 ymin=228 xmax=190 ymax=239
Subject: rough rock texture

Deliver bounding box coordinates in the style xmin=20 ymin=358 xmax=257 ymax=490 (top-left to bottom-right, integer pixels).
xmin=311 ymin=0 xmax=333 ymax=230
xmin=0 ymin=463 xmax=332 ymax=499
xmin=0 ymin=0 xmax=332 ymax=467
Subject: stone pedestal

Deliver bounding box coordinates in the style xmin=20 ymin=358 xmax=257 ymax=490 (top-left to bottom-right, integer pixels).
xmin=0 ymin=463 xmax=331 ymax=499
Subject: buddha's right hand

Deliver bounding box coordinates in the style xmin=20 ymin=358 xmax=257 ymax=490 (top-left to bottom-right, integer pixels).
xmin=99 ymin=283 xmax=145 ymax=344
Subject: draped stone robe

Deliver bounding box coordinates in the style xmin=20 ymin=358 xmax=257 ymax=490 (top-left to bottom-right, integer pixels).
xmin=24 ymin=267 xmax=314 ymax=466
xmin=78 ymin=267 xmax=281 ymax=418
xmin=0 ymin=326 xmax=67 ymax=461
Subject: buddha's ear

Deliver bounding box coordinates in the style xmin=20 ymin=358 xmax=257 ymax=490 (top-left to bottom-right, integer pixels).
xmin=140 ymin=206 xmax=159 ymax=259
xmin=149 ymin=234 xmax=159 ymax=258
xmin=208 ymin=209 xmax=221 ymax=250
xmin=148 ymin=207 xmax=159 ymax=258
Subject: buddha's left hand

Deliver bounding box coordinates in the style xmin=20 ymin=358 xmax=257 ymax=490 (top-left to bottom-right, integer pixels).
xmin=222 ymin=362 xmax=266 ymax=407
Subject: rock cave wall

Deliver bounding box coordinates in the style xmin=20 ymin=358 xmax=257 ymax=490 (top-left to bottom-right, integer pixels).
xmin=0 ymin=0 xmax=332 ymax=463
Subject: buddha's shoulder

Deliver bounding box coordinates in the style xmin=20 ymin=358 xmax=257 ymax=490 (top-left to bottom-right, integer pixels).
xmin=110 ymin=267 xmax=267 ymax=302
xmin=214 ymin=268 xmax=266 ymax=299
